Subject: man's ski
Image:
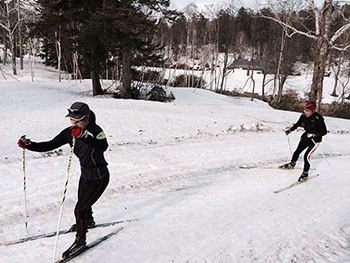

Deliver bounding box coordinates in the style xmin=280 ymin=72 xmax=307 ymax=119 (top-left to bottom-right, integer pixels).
xmin=0 ymin=219 xmax=137 ymax=246
xmin=55 ymin=227 xmax=123 ymax=263
xmin=274 ymin=174 xmax=319 ymax=193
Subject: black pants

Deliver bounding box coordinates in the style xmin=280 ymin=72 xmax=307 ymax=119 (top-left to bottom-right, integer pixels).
xmin=291 ymin=137 xmax=318 ymax=172
xmin=75 ymin=175 xmax=109 ymax=238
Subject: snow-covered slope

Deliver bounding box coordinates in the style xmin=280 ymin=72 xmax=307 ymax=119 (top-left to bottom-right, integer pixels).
xmin=0 ymin=63 xmax=350 ymax=262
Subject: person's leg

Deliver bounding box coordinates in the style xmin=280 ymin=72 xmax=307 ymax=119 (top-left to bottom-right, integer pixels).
xmin=297 ymin=140 xmax=318 ymax=181
xmin=303 ymin=141 xmax=318 ymax=172
xmin=74 ymin=176 xmax=109 ymax=239
xmin=62 ymin=176 xmax=109 ymax=259
xmin=291 ymin=138 xmax=309 ymax=163
xmin=281 ymin=138 xmax=309 ymax=169
xmin=86 ymin=207 xmax=93 ymax=221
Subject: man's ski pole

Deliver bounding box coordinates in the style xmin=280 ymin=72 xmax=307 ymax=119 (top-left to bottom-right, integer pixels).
xmin=311 ymin=138 xmax=332 ymax=167
xmin=22 ymin=148 xmax=28 ymax=235
xmin=52 ymin=138 xmax=76 ymax=263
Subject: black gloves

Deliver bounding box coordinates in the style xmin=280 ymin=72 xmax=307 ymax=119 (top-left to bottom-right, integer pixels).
xmin=285 ymin=129 xmax=291 ymax=135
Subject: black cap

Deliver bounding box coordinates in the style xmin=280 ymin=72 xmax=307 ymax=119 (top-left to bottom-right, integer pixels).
xmin=65 ymin=102 xmax=90 ymax=119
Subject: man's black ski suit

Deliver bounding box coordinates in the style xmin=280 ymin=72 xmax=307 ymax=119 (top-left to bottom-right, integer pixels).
xmin=289 ymin=112 xmax=327 ymax=172
xmin=26 ymin=111 xmax=109 ymax=239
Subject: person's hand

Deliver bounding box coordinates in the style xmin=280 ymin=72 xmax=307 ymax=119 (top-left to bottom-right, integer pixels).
xmin=285 ymin=129 xmax=291 ymax=135
xmin=307 ymin=133 xmax=316 ymax=138
xmin=18 ymin=135 xmax=31 ymax=148
xmin=70 ymin=125 xmax=82 ymax=138
xmin=80 ymin=130 xmax=94 ymax=139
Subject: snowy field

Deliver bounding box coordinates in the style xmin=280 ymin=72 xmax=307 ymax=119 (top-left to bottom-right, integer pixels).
xmin=154 ymin=59 xmax=349 ymax=104
xmin=1 ymin=62 xmax=350 ymax=263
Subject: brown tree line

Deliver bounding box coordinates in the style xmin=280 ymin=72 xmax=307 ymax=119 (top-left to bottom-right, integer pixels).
xmin=0 ymin=1 xmax=349 ymax=109
xmin=156 ymin=3 xmax=350 ymax=108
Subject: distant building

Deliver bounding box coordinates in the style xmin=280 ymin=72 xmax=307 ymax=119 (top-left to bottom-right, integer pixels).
xmin=228 ymin=59 xmax=269 ymax=71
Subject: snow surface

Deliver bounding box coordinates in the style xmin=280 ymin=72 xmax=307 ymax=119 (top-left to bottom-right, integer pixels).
xmin=1 ymin=61 xmax=350 ymax=263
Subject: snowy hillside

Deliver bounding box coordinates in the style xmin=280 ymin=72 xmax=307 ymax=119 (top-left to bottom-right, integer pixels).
xmin=1 ymin=62 xmax=350 ymax=262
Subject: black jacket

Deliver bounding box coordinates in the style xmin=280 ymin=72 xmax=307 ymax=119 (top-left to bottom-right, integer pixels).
xmin=26 ymin=111 xmax=109 ymax=180
xmin=290 ymin=112 xmax=327 ymax=142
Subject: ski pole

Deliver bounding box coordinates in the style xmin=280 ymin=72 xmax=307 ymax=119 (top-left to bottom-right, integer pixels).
xmin=287 ymin=135 xmax=292 ymax=156
xmin=311 ymin=138 xmax=332 ymax=167
xmin=52 ymin=138 xmax=76 ymax=263
xmin=22 ymin=148 xmax=28 ymax=235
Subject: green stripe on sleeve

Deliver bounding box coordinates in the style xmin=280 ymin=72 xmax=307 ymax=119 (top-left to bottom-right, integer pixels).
xmin=96 ymin=131 xmax=106 ymax=140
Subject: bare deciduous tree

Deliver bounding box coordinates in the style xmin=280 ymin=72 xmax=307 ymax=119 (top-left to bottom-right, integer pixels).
xmin=0 ymin=0 xmax=19 ymax=75
xmin=263 ymin=0 xmax=350 ymax=111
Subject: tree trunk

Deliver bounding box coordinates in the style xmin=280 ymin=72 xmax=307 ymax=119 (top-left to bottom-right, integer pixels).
xmin=210 ymin=49 xmax=215 ymax=90
xmin=310 ymin=37 xmax=329 ymax=109
xmin=331 ymin=54 xmax=342 ymax=97
xmin=121 ymin=50 xmax=132 ymax=99
xmin=277 ymin=75 xmax=287 ymax=104
xmin=55 ymin=38 xmax=61 ymax=82
xmin=262 ymin=71 xmax=267 ymax=99
xmin=91 ymin=69 xmax=102 ymax=96
xmin=250 ymin=70 xmax=256 ymax=101
xmin=28 ymin=37 xmax=35 ymax=82
xmin=309 ymin=0 xmax=333 ymax=111
xmin=220 ymin=49 xmax=228 ymax=93
xmin=10 ymin=37 xmax=17 ymax=75
xmin=4 ymin=1 xmax=16 ymax=74
xmin=191 ymin=24 xmax=196 ymax=88
xmin=3 ymin=33 xmax=7 ymax=65
xmin=18 ymin=0 xmax=23 ymax=70
xmin=19 ymin=37 xmax=23 ymax=70
xmin=273 ymin=31 xmax=286 ymax=104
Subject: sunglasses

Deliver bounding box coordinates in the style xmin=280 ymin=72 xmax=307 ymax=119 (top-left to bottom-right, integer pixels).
xmin=70 ymin=116 xmax=88 ymax=124
xmin=68 ymin=108 xmax=81 ymax=114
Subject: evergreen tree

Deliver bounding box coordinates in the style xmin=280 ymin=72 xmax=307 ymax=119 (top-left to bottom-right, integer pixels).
xmin=32 ymin=0 xmax=176 ymax=97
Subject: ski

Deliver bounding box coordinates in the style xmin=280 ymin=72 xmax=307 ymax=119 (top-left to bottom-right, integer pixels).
xmin=55 ymin=227 xmax=123 ymax=263
xmin=239 ymin=165 xmax=315 ymax=170
xmin=0 ymin=219 xmax=137 ymax=246
xmin=274 ymin=174 xmax=319 ymax=193
xmin=240 ymin=166 xmax=300 ymax=170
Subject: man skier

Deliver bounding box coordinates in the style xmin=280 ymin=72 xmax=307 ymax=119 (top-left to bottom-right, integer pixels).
xmin=280 ymin=101 xmax=327 ymax=181
xmin=18 ymin=102 xmax=109 ymax=260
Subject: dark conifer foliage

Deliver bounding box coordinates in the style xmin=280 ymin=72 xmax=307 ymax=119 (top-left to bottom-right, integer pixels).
xmin=31 ymin=0 xmax=177 ymax=97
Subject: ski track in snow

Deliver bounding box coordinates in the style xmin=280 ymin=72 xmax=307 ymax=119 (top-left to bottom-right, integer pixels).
xmin=1 ymin=68 xmax=350 ymax=262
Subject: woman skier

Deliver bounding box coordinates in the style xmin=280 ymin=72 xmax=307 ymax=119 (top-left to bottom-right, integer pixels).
xmin=18 ymin=102 xmax=109 ymax=260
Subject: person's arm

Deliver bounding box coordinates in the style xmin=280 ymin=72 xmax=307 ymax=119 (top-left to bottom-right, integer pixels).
xmin=80 ymin=129 xmax=108 ymax=152
xmin=316 ymin=115 xmax=327 ymax=137
xmin=290 ymin=115 xmax=303 ymax=132
xmin=285 ymin=114 xmax=303 ymax=135
xmin=25 ymin=129 xmax=69 ymax=152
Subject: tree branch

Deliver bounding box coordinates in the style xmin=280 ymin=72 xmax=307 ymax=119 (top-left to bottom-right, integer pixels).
xmin=260 ymin=14 xmax=317 ymax=40
xmin=304 ymin=0 xmax=320 ymax=35
xmin=330 ymin=23 xmax=350 ymax=45
xmin=0 ymin=21 xmax=10 ymax=32
xmin=330 ymin=44 xmax=350 ymax=51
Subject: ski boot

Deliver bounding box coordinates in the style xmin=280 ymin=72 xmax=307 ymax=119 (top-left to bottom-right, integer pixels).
xmin=61 ymin=236 xmax=86 ymax=260
xmin=279 ymin=161 xmax=296 ymax=169
xmin=298 ymin=171 xmax=308 ymax=182
xmin=68 ymin=218 xmax=95 ymax=232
